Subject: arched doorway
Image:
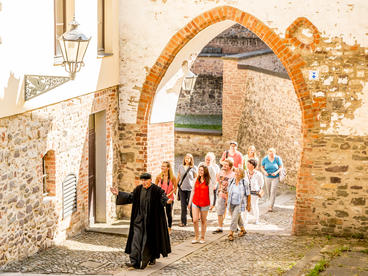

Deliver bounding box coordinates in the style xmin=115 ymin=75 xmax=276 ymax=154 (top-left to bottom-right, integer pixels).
xmin=135 ymin=6 xmax=322 ymax=235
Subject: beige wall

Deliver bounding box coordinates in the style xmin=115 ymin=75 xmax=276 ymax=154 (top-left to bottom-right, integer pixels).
xmin=0 ymin=0 xmax=120 ymax=119
xmin=119 ymin=0 xmax=368 ymax=126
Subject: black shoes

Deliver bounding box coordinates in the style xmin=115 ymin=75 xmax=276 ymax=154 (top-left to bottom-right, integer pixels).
xmin=149 ymin=259 xmax=156 ymax=265
xmin=141 ymin=259 xmax=156 ymax=269
xmin=125 ymin=262 xmax=139 ymax=269
xmin=212 ymin=228 xmax=223 ymax=234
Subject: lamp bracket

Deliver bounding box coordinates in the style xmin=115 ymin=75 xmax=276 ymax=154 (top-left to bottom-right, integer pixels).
xmin=24 ymin=75 xmax=70 ymax=101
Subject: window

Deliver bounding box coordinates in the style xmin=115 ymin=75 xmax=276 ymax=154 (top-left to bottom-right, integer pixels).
xmin=42 ymin=150 xmax=56 ymax=196
xmin=97 ymin=0 xmax=112 ymax=56
xmin=98 ymin=0 xmax=105 ymax=54
xmin=54 ymin=0 xmax=66 ymax=57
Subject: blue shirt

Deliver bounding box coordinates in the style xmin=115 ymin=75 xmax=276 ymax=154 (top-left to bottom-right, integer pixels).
xmin=262 ymin=155 xmax=283 ymax=178
xmin=227 ymin=178 xmax=250 ymax=211
xmin=230 ymin=183 xmax=242 ymax=205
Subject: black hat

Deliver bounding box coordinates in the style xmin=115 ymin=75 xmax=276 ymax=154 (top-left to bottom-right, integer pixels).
xmin=139 ymin=173 xmax=152 ymax=180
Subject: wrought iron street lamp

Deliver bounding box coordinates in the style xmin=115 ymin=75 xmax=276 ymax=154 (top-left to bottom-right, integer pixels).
xmin=181 ymin=61 xmax=197 ymax=92
xmin=58 ymin=17 xmax=91 ymax=80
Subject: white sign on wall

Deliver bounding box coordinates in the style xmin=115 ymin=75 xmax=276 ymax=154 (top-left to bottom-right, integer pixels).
xmin=309 ymin=70 xmax=319 ymax=80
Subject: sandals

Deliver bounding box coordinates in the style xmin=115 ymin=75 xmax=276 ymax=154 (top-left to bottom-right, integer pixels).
xmin=238 ymin=229 xmax=246 ymax=237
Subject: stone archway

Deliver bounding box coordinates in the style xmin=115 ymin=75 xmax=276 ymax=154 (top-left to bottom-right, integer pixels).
xmin=135 ymin=6 xmax=324 ymax=235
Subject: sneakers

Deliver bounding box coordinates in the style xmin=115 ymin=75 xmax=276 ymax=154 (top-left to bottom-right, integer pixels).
xmin=191 ymin=239 xmax=199 ymax=244
xmin=212 ymin=228 xmax=223 ymax=234
xmin=199 ymin=239 xmax=205 ymax=244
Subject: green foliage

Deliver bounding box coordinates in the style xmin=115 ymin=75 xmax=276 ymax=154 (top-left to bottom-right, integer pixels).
xmin=328 ymin=245 xmax=350 ymax=257
xmin=306 ymin=259 xmax=328 ymax=276
xmin=174 ymin=123 xmax=222 ymax=130
xmin=361 ymin=249 xmax=368 ymax=254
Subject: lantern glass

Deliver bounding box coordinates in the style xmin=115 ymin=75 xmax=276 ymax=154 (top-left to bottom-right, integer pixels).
xmin=58 ymin=18 xmax=91 ymax=79
xmin=59 ymin=39 xmax=89 ymax=63
xmin=182 ymin=74 xmax=197 ymax=91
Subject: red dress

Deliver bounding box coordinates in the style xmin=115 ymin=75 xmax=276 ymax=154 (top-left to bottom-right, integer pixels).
xmin=192 ymin=179 xmax=210 ymax=207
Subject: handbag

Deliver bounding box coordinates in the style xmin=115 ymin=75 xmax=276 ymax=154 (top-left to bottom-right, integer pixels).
xmin=279 ymin=168 xmax=287 ymax=182
xmin=177 ymin=167 xmax=191 ymax=201
xmin=276 ymin=156 xmax=286 ymax=182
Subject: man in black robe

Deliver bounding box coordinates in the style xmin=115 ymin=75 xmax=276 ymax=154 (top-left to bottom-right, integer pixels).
xmin=110 ymin=173 xmax=172 ymax=269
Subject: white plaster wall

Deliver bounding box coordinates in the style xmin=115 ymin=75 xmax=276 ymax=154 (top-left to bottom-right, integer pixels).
xmin=0 ymin=0 xmax=120 ymax=119
xmin=119 ymin=0 xmax=368 ymax=123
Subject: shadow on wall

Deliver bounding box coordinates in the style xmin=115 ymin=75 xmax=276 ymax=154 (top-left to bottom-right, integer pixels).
xmin=1 ymin=72 xmax=21 ymax=106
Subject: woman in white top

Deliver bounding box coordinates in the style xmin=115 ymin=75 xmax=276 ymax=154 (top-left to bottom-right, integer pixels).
xmin=245 ymin=158 xmax=264 ymax=225
xmin=198 ymin=152 xmax=220 ymax=210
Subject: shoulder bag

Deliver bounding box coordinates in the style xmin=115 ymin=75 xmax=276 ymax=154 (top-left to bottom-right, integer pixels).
xmin=177 ymin=167 xmax=191 ymax=201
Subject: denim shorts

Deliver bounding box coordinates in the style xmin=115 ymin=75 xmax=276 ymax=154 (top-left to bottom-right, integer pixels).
xmin=192 ymin=203 xmax=210 ymax=211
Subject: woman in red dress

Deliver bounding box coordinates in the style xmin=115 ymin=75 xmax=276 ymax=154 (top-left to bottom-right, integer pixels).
xmin=188 ymin=165 xmax=214 ymax=244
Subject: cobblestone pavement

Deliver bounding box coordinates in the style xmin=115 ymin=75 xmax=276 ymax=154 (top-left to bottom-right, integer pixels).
xmin=152 ymin=234 xmax=327 ymax=276
xmin=3 ymin=188 xmax=365 ymax=276
xmin=0 ymin=230 xmax=193 ymax=275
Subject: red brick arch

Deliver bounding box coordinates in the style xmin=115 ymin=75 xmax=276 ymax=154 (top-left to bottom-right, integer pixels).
xmin=136 ymin=6 xmax=322 ymax=234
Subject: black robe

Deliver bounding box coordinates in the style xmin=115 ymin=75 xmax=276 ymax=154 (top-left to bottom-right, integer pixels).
xmin=116 ymin=184 xmax=171 ymax=261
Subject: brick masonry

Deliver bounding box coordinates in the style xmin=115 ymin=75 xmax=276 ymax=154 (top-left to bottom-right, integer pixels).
xmin=0 ymin=87 xmax=119 ymax=266
xmin=134 ymin=6 xmax=367 ymax=238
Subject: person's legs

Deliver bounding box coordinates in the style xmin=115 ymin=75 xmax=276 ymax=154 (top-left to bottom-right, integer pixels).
xmin=140 ymin=243 xmax=151 ymax=269
xmin=229 ymin=204 xmax=238 ymax=232
xmin=129 ymin=226 xmax=142 ymax=268
xmin=213 ymin=196 xmax=225 ymax=233
xmin=264 ymin=177 xmax=272 ymax=201
xmin=213 ymin=187 xmax=217 ymax=207
xmin=179 ymin=188 xmax=187 ymax=225
xmin=269 ymin=177 xmax=279 ymax=210
xmin=200 ymin=209 xmax=208 ymax=241
xmin=192 ymin=205 xmax=200 ymax=241
xmin=185 ymin=190 xmax=193 ymax=219
xmin=236 ymin=205 xmax=244 ymax=228
xmin=251 ymin=195 xmax=260 ymax=223
xmin=237 ymin=205 xmax=246 ymax=236
xmin=166 ymin=202 xmax=173 ymax=228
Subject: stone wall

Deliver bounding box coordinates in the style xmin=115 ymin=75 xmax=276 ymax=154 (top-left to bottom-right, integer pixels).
xmin=0 ymin=87 xmax=119 ymax=266
xmin=191 ymin=57 xmax=223 ymax=76
xmin=175 ymin=131 xmax=224 ymax=159
xmin=235 ymin=69 xmax=302 ymax=187
xmin=205 ymin=23 xmax=268 ymax=54
xmin=176 ymin=24 xmax=270 ymax=116
xmin=238 ymin=53 xmax=288 ymax=75
xmin=176 ymin=74 xmax=223 ymax=115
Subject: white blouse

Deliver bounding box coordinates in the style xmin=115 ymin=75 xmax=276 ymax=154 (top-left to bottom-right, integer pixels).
xmin=245 ymin=170 xmax=264 ymax=192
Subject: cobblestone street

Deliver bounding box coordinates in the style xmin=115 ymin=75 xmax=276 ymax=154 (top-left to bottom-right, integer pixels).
xmin=1 ymin=189 xmax=367 ymax=276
